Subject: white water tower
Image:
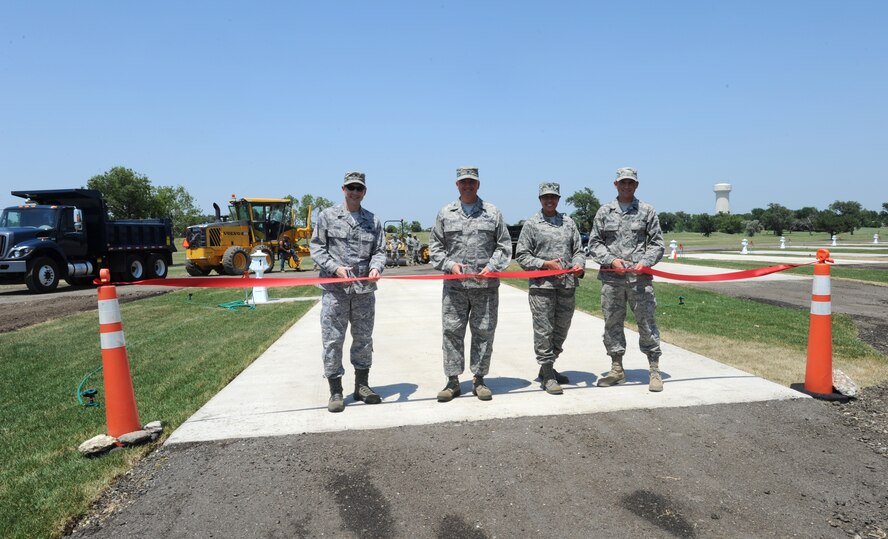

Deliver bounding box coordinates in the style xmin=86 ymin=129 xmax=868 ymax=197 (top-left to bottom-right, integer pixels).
xmin=714 ymin=183 xmax=732 ymax=213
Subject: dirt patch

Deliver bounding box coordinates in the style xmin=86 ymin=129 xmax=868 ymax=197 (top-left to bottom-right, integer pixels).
xmin=69 ymin=395 xmax=888 ymax=538
xmin=0 ymin=287 xmax=169 ymax=334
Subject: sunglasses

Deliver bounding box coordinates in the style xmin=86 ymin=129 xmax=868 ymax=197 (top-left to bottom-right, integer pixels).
xmin=344 ymin=184 xmax=365 ymax=192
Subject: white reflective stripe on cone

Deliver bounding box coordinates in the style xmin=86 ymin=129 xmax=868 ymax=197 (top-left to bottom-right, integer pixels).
xmin=810 ymin=301 xmax=831 ymax=316
xmin=812 ymin=275 xmax=831 ymax=296
xmin=101 ymin=331 xmax=126 ymax=349
xmin=98 ymin=299 xmax=122 ymax=324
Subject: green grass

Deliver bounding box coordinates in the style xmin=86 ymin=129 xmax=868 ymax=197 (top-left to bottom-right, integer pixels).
xmin=0 ymin=285 xmax=319 ymax=539
xmin=666 ymin=258 xmax=888 ymax=285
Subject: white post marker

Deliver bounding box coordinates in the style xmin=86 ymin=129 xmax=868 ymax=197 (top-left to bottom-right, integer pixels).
xmin=874 ymin=233 xmax=880 ymax=245
xmin=249 ymin=249 xmax=270 ymax=304
xmin=831 ymin=234 xmax=837 ymax=246
xmin=669 ymin=239 xmax=678 ymax=259
xmin=741 ymin=238 xmax=749 ymax=255
xmin=779 ymin=236 xmax=785 ymax=249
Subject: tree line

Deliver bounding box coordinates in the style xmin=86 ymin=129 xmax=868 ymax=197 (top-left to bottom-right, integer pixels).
xmin=565 ymin=188 xmax=888 ymax=237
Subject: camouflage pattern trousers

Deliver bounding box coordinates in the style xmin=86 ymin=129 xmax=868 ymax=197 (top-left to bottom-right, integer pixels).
xmin=528 ymin=287 xmax=576 ymax=365
xmin=321 ymin=290 xmax=376 ymax=379
xmin=600 ymin=281 xmax=661 ymax=359
xmin=441 ymin=286 xmax=499 ymax=377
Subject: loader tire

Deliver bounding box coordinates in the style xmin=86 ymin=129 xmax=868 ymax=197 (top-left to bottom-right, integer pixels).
xmin=222 ymin=246 xmax=250 ymax=275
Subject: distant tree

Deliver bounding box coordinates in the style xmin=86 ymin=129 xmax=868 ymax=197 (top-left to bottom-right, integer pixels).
xmin=565 ymin=188 xmax=601 ymax=232
xmin=409 ymin=220 xmax=423 ymax=233
xmin=793 ymin=206 xmax=819 ymax=234
xmin=827 ymin=200 xmax=863 ymax=234
xmin=673 ymin=211 xmax=693 ymax=232
xmin=714 ymin=212 xmax=743 ymax=234
xmin=288 ymin=194 xmax=334 ymax=226
xmin=748 ymin=207 xmax=766 ymax=222
xmin=658 ymin=212 xmax=676 ymax=234
xmin=691 ymin=214 xmax=716 ymax=237
xmin=385 ymin=225 xmax=398 ymax=234
xmin=152 ymin=185 xmax=204 ymax=235
xmin=814 ymin=210 xmax=842 ymax=236
xmin=742 ymin=219 xmax=763 ymax=237
xmin=881 ymin=202 xmax=888 ymax=226
xmin=860 ymin=209 xmax=881 ymax=228
xmin=86 ymin=166 xmax=155 ymax=219
xmin=761 ymin=203 xmax=794 ymax=236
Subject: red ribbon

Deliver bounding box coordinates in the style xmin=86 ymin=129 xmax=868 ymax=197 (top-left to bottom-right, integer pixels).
xmin=611 ymin=262 xmax=809 ymax=282
xmin=128 ymin=268 xmax=582 ymax=288
xmin=123 ymin=262 xmax=811 ymax=288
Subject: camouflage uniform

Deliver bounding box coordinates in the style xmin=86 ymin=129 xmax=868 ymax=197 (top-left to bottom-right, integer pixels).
xmin=588 ymin=195 xmax=665 ymax=360
xmin=309 ymin=203 xmax=386 ymax=378
xmin=429 ymin=195 xmax=511 ymax=377
xmin=515 ymin=207 xmax=585 ymax=365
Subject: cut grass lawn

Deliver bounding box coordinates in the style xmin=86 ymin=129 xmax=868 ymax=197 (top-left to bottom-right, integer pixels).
xmin=0 ymin=285 xmax=319 ymax=539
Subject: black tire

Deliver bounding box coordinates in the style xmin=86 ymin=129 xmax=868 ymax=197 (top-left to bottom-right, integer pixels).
xmin=25 ymin=256 xmax=60 ymax=293
xmin=185 ymin=260 xmax=211 ymax=276
xmin=222 ymin=246 xmax=250 ymax=275
xmin=146 ymin=253 xmax=169 ymax=279
xmin=124 ymin=254 xmax=147 ymax=282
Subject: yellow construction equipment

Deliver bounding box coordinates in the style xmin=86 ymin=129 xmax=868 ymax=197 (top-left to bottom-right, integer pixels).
xmin=182 ymin=196 xmax=312 ymax=276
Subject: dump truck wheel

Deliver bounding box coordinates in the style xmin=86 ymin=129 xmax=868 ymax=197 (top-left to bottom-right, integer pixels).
xmin=146 ymin=254 xmax=169 ymax=279
xmin=125 ymin=254 xmax=147 ymax=281
xmin=25 ymin=256 xmax=60 ymax=293
xmin=222 ymin=246 xmax=250 ymax=275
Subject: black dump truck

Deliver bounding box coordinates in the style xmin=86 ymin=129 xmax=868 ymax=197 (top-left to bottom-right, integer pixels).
xmin=0 ymin=189 xmax=176 ymax=293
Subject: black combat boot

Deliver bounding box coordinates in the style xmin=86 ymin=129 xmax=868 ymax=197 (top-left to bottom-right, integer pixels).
xmin=354 ymin=368 xmax=381 ymax=404
xmin=539 ymin=363 xmax=563 ymax=395
xmin=537 ymin=366 xmax=570 ymax=384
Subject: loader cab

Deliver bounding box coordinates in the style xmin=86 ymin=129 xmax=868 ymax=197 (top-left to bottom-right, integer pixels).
xmin=228 ymin=197 xmax=294 ymax=244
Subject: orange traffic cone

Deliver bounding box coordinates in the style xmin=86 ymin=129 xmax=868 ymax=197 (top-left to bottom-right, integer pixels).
xmin=804 ymin=249 xmax=833 ymax=395
xmin=97 ymin=268 xmax=141 ymax=437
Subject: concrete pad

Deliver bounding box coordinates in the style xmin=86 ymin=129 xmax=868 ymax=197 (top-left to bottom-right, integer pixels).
xmin=167 ymin=279 xmax=804 ymax=444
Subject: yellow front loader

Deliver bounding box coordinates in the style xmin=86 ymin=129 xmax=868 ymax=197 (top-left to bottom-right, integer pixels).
xmin=183 ymin=196 xmax=312 ymax=276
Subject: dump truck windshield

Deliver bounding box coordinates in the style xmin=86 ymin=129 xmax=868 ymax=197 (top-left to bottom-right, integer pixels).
xmin=0 ymin=207 xmax=59 ymax=228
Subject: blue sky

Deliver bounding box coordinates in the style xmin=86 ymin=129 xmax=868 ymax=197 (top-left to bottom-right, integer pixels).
xmin=2 ymin=1 xmax=886 ymax=227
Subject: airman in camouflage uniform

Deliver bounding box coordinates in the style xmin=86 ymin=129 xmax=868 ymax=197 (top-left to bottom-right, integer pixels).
xmin=309 ymin=171 xmax=387 ymax=412
xmin=429 ymin=166 xmax=512 ymax=402
xmin=515 ymin=182 xmax=586 ymax=395
xmin=588 ymin=167 xmax=666 ymax=392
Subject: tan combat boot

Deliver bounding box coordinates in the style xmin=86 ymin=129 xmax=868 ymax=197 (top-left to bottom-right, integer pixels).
xmin=539 ymin=363 xmax=563 ymax=395
xmin=649 ymin=359 xmax=663 ymax=392
xmin=472 ymin=375 xmax=493 ymax=401
xmin=596 ymin=356 xmax=625 ymax=387
xmin=328 ymin=377 xmax=345 ymax=413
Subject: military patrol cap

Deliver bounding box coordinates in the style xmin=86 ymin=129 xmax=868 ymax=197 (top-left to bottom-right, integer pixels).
xmin=539 ymin=182 xmax=560 ymax=197
xmin=456 ymin=167 xmax=480 ymax=182
xmin=343 ymin=171 xmax=366 ymax=186
xmin=615 ymin=167 xmax=638 ymax=182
